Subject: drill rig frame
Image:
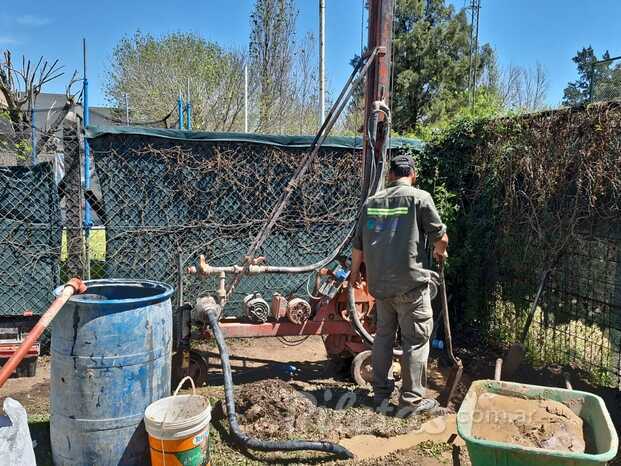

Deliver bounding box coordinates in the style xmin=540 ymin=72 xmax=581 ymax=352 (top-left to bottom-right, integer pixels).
xmin=176 ymin=0 xmax=425 ymax=390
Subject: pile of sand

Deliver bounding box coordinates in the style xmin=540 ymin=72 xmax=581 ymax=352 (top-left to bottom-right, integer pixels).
xmin=472 ymin=393 xmax=585 ymax=453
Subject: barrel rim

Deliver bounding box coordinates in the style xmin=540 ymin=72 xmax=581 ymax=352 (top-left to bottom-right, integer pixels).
xmin=53 ymin=279 xmax=174 ymax=305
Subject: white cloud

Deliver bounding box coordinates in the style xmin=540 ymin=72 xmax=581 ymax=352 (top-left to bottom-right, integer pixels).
xmin=0 ymin=36 xmax=18 ymax=44
xmin=16 ymin=15 xmax=52 ymax=27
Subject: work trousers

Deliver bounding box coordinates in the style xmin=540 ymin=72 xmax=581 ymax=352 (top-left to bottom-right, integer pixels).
xmin=372 ymin=285 xmax=433 ymax=405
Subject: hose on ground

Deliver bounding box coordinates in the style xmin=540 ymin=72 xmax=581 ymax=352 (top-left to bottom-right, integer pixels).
xmin=347 ymin=285 xmax=403 ymax=357
xmin=203 ymin=301 xmax=354 ymax=460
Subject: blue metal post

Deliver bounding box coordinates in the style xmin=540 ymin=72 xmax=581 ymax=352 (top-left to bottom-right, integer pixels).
xmin=30 ymin=106 xmax=37 ymax=164
xmin=177 ymin=95 xmax=184 ymax=129
xmin=81 ymin=38 xmax=92 ymax=279
xmin=186 ymin=101 xmax=192 ymax=130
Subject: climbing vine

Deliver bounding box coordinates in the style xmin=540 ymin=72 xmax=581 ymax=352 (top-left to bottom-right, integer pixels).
xmin=417 ymin=102 xmax=621 ymax=329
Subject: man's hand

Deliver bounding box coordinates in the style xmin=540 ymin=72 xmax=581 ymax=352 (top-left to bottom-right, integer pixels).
xmin=433 ymin=233 xmax=449 ymax=263
xmin=349 ymin=248 xmax=364 ymax=288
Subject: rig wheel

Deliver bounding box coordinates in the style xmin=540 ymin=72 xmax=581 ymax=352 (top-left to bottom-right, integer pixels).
xmin=351 ymin=350 xmax=401 ymax=388
xmin=188 ymin=350 xmax=210 ymax=386
xmin=351 ymin=350 xmax=374 ymax=387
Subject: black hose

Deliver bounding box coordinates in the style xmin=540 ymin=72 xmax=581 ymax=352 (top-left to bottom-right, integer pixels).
xmin=204 ymin=306 xmax=354 ymax=460
xmin=347 ymin=285 xmax=403 ymax=357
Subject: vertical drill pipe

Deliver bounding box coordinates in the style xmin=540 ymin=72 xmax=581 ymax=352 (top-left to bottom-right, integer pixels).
xmin=0 ymin=278 xmax=87 ymax=388
xmin=361 ymin=0 xmax=393 ymax=195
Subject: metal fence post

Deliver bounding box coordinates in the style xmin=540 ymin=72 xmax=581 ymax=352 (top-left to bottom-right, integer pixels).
xmin=186 ymin=101 xmax=192 ymax=130
xmin=30 ymin=106 xmax=37 ymax=165
xmin=63 ymin=117 xmax=85 ymax=277
xmin=83 ymin=39 xmax=92 ymax=279
xmin=178 ymin=95 xmax=184 ymax=130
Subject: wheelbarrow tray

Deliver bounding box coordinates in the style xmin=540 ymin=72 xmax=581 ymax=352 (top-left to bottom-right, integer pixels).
xmin=457 ymin=380 xmax=619 ymax=466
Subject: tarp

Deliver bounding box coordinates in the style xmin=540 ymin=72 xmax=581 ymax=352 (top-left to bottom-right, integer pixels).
xmin=85 ymin=125 xmax=425 ymax=152
xmin=88 ymin=126 xmax=373 ymax=314
xmin=0 ymin=162 xmax=62 ymax=315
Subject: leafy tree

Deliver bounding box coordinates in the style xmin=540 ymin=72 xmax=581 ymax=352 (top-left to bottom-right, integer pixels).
xmin=562 ymin=46 xmax=621 ymax=106
xmin=249 ymin=0 xmax=320 ymax=133
xmin=105 ymin=31 xmax=246 ymax=131
xmin=391 ymin=0 xmax=495 ymax=133
xmin=562 ymin=47 xmax=601 ymax=106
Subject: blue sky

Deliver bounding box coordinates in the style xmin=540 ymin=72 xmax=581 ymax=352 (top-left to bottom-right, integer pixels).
xmin=2 ymin=1 xmax=620 ymax=108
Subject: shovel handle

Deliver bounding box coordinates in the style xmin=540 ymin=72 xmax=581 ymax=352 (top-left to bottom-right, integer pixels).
xmin=438 ymin=262 xmax=459 ymax=366
xmin=563 ymin=372 xmax=573 ymax=390
xmin=0 ymin=278 xmax=86 ymax=389
xmin=519 ymin=269 xmax=551 ymax=343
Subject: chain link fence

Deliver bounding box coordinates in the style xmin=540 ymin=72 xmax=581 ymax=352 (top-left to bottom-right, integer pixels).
xmin=0 ymin=109 xmax=423 ymax=318
xmin=88 ymin=129 xmax=368 ymax=312
xmin=491 ymin=223 xmax=621 ymax=388
xmin=0 ymin=107 xmax=79 ymax=318
xmin=1 ymin=103 xmax=620 ymax=390
xmin=590 ymin=56 xmax=621 ymax=103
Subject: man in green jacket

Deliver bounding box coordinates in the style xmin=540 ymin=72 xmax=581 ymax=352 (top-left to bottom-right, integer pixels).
xmin=350 ymin=153 xmax=448 ymax=416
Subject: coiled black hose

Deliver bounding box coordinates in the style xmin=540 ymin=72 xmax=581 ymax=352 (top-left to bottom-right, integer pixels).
xmin=347 ymin=285 xmax=403 ymax=357
xmin=203 ymin=302 xmax=354 ymax=460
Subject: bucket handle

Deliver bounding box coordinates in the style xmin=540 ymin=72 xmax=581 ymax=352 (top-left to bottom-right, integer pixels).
xmin=158 ymin=376 xmax=197 ymax=466
xmin=173 ymin=376 xmax=196 ymax=397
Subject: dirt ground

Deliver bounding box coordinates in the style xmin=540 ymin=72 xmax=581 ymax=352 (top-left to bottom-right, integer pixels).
xmin=1 ymin=334 xmax=620 ymax=465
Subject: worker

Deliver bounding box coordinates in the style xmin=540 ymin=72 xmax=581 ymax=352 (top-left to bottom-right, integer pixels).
xmin=349 ymin=153 xmax=448 ymax=417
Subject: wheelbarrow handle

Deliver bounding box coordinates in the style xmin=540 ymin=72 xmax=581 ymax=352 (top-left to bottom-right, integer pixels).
xmin=495 ymin=358 xmax=503 ymax=381
xmin=0 ymin=278 xmax=87 ymax=389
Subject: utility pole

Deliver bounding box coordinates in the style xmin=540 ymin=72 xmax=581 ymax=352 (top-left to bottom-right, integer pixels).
xmin=244 ymin=64 xmax=249 ymax=132
xmin=124 ymin=93 xmax=129 ymax=125
xmin=319 ymin=0 xmax=326 ymax=124
xmin=468 ymin=0 xmax=481 ymax=110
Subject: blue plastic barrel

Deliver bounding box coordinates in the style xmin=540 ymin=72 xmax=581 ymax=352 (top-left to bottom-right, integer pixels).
xmin=50 ymin=279 xmax=174 ymax=466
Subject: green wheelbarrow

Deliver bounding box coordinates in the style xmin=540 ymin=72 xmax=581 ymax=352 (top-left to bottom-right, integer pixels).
xmin=457 ymin=360 xmax=618 ymax=466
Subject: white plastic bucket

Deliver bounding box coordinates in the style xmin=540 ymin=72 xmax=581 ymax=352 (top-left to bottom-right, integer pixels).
xmin=144 ymin=377 xmax=211 ymax=466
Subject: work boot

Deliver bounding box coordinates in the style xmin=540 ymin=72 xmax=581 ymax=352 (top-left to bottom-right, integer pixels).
xmin=395 ymin=398 xmax=439 ymax=418
xmin=372 ymin=397 xmax=394 ymax=415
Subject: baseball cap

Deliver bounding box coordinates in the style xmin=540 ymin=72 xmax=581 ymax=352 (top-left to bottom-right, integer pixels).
xmin=389 ymin=154 xmax=415 ymax=171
